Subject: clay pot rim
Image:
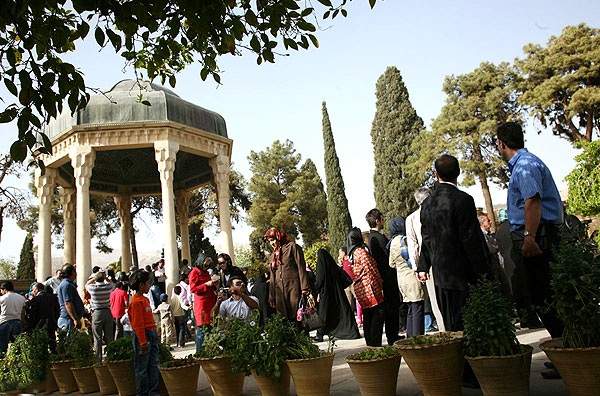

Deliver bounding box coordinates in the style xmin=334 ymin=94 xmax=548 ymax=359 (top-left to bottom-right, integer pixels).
xmin=195 ymin=355 xmax=229 ymax=362
xmin=159 ymin=361 xmax=200 ymax=372
xmin=346 ymin=354 xmax=401 ymax=364
xmin=394 ymin=336 xmax=463 ymax=350
xmin=465 ymin=344 xmax=533 ymax=361
xmin=51 ymin=359 xmax=75 ymax=365
xmin=106 ymin=359 xmax=133 ymax=364
xmin=540 ymin=338 xmax=600 ymax=353
xmin=71 ymin=365 xmax=96 ymax=371
xmin=285 ymin=351 xmax=334 ymax=363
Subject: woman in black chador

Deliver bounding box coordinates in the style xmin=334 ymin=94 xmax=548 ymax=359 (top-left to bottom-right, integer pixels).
xmin=314 ymin=248 xmax=361 ymax=341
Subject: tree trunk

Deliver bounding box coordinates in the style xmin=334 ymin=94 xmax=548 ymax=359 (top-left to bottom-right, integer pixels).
xmin=478 ymin=173 xmax=497 ymax=232
xmin=0 ymin=206 xmax=5 ymax=243
xmin=130 ymin=215 xmax=139 ymax=269
xmin=586 ymin=113 xmax=594 ymax=142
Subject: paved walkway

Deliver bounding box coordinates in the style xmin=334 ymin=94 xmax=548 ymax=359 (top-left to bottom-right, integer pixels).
xmin=39 ymin=328 xmax=567 ymax=395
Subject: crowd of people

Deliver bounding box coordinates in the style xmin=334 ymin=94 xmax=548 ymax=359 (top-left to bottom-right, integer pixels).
xmin=0 ymin=122 xmax=572 ymax=392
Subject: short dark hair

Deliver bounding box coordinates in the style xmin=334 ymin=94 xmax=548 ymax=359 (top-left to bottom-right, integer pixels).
xmin=34 ymin=282 xmax=45 ymax=293
xmin=434 ymin=154 xmax=460 ymax=182
xmin=60 ymin=264 xmax=76 ymax=279
xmin=129 ymin=269 xmax=150 ymax=291
xmin=217 ymin=253 xmax=232 ymax=266
xmin=0 ymin=281 xmax=14 ymax=291
xmin=497 ymin=122 xmax=524 ymax=150
xmin=173 ymin=285 xmax=182 ymax=295
xmin=365 ymin=209 xmax=383 ymax=228
xmin=160 ymin=293 xmax=168 ymax=303
xmin=228 ymin=276 xmax=243 ymax=287
xmin=92 ymin=266 xmax=100 ymax=274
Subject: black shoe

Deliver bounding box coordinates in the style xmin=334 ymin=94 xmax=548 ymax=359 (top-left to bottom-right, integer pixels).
xmin=541 ymin=368 xmax=561 ymax=379
xmin=462 ymin=380 xmax=480 ymax=389
xmin=544 ymin=361 xmax=555 ymax=370
xmin=312 ymin=336 xmax=324 ymax=342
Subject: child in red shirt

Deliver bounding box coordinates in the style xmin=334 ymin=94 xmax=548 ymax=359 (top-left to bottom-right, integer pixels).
xmin=128 ymin=270 xmax=159 ymax=396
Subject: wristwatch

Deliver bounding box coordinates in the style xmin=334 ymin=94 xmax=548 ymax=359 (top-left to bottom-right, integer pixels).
xmin=523 ymin=230 xmax=535 ymax=238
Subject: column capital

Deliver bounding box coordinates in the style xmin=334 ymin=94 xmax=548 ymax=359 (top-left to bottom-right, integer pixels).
xmin=35 ymin=168 xmax=57 ymax=204
xmin=70 ymin=146 xmax=95 ymax=191
xmin=209 ymin=154 xmax=230 ymax=184
xmin=113 ymin=194 xmax=132 ymax=221
xmin=154 ymin=140 xmax=179 ymax=182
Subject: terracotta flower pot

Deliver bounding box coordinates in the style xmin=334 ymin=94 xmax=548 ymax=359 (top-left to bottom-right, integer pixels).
xmin=346 ymin=354 xmax=402 ymax=396
xmin=94 ymin=364 xmax=117 ymax=395
xmin=51 ymin=360 xmax=78 ymax=394
xmin=252 ymin=365 xmax=291 ymax=396
xmin=107 ymin=359 xmax=136 ymax=396
xmin=159 ymin=361 xmax=201 ymax=396
xmin=466 ymin=344 xmax=533 ymax=396
xmin=286 ymin=353 xmax=334 ymax=396
xmin=540 ymin=338 xmax=600 ymax=396
xmin=198 ymin=356 xmax=245 ymax=396
xmin=395 ymin=333 xmax=464 ymax=396
xmin=71 ymin=366 xmax=100 ymax=394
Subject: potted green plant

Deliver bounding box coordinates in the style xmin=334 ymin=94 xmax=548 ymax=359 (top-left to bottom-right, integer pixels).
xmin=395 ymin=332 xmax=464 ymax=396
xmin=540 ymin=239 xmax=600 ymax=396
xmin=197 ymin=317 xmax=250 ymax=396
xmin=346 ymin=346 xmax=402 ymax=396
xmin=463 ymin=279 xmax=532 ymax=396
xmin=157 ymin=342 xmax=174 ymax=396
xmin=69 ymin=330 xmax=100 ymax=394
xmin=160 ymin=355 xmax=200 ymax=396
xmin=0 ymin=329 xmax=51 ymax=393
xmin=285 ymin=327 xmax=334 ymax=396
xmin=94 ymin=360 xmax=117 ymax=396
xmin=106 ymin=336 xmax=136 ymax=396
xmin=50 ymin=330 xmax=79 ymax=394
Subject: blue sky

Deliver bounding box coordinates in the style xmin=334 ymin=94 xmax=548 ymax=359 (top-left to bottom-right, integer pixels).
xmin=0 ymin=0 xmax=598 ymax=264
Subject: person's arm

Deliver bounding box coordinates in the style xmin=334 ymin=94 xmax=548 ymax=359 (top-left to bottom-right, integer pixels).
xmin=240 ymin=294 xmax=259 ymax=310
xmin=213 ymin=293 xmax=226 ymax=318
xmin=417 ymin=209 xmax=432 ymax=280
xmin=523 ymin=197 xmax=543 ymax=257
xmin=406 ymin=216 xmax=420 ymax=267
xmin=293 ymin=244 xmax=311 ymax=293
xmin=189 ymin=272 xmax=217 ymax=295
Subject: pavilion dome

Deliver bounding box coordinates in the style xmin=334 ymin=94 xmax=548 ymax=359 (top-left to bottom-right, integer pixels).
xmin=46 ymin=79 xmax=227 ymax=141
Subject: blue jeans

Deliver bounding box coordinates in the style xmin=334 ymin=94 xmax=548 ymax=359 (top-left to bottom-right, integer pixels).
xmin=195 ymin=326 xmax=208 ymax=355
xmin=0 ymin=319 xmax=22 ymax=355
xmin=58 ymin=317 xmax=74 ymax=333
xmin=133 ymin=330 xmax=159 ymax=396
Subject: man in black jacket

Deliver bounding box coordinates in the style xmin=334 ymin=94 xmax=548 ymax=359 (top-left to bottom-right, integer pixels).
xmin=417 ymin=155 xmax=490 ymax=332
xmin=23 ymin=283 xmax=59 ymax=353
xmin=366 ymin=208 xmax=401 ymax=345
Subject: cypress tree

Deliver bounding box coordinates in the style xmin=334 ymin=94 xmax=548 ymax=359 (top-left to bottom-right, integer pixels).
xmin=371 ymin=67 xmax=424 ymax=222
xmin=17 ymin=233 xmax=35 ymax=280
xmin=322 ymin=102 xmax=352 ymax=252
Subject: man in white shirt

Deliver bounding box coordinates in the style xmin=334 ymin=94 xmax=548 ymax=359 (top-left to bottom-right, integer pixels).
xmin=406 ymin=187 xmax=445 ymax=332
xmin=0 ymin=281 xmax=26 ymax=355
xmin=214 ymin=277 xmax=259 ymax=320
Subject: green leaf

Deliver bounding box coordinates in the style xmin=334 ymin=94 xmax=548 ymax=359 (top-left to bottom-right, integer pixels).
xmin=369 ymin=0 xmax=377 ymax=9
xmin=106 ymin=29 xmax=122 ymax=50
xmin=250 ymin=35 xmax=260 ymax=52
xmin=10 ymin=141 xmax=27 ymax=162
xmin=169 ymin=75 xmax=176 ymax=88
xmin=308 ymin=34 xmax=319 ymax=48
xmin=200 ymin=68 xmax=209 ymax=81
xmin=213 ymin=73 xmax=221 ymax=84
xmin=95 ymin=27 xmax=105 ymax=46
xmin=141 ymin=100 xmax=152 ymax=106
xmin=317 ymin=0 xmax=332 ymax=6
xmin=341 ymin=9 xmax=347 ymax=17
xmin=4 ymin=78 xmax=17 ymax=96
xmin=17 ymin=115 xmax=29 ymax=136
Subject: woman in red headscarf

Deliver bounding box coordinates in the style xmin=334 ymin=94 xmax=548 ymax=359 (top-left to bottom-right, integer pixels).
xmin=264 ymin=227 xmax=311 ymax=322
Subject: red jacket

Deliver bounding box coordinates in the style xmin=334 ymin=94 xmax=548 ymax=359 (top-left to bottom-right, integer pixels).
xmin=188 ymin=267 xmax=217 ymax=326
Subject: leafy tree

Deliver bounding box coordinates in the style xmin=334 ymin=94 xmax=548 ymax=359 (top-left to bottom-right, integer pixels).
xmin=0 ymin=0 xmax=378 ymax=167
xmin=432 ymin=62 xmax=521 ymax=226
xmin=16 ymin=233 xmax=35 ymax=279
xmin=189 ymin=221 xmax=217 ymax=265
xmin=0 ymin=155 xmax=29 ymax=242
xmin=321 ymin=102 xmax=352 ymax=252
xmin=0 ymin=258 xmax=16 ymax=279
xmin=403 ymin=128 xmax=448 ymax=189
xmin=566 ymin=140 xmax=600 ymax=217
xmin=371 ymin=66 xmax=424 ymax=221
xmin=289 ymin=159 xmax=328 ymax=246
xmin=516 ymin=24 xmax=600 ymax=143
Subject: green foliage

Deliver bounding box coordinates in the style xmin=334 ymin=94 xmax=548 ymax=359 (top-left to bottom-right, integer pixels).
xmin=371 ymin=67 xmax=424 ymax=221
xmin=158 ymin=342 xmax=173 ymax=363
xmin=52 ymin=330 xmax=75 ymax=361
xmin=399 ymin=332 xmax=459 ymax=346
xmin=404 ymin=129 xmax=447 ymax=188
xmin=463 ymin=279 xmax=520 ymax=357
xmin=67 ymin=331 xmax=95 ymax=368
xmin=322 ymin=102 xmax=353 ymax=253
xmin=0 ymin=258 xmax=16 ymax=279
xmin=0 ymin=329 xmax=50 ymax=392
xmin=16 ymin=233 xmax=35 ymax=279
xmin=566 ymin=141 xmax=600 ymax=217
xmin=160 ymin=355 xmax=196 ymax=368
xmin=0 ymin=0 xmax=376 ymax=166
xmin=432 ymin=62 xmax=521 ymax=224
xmin=550 ymin=238 xmax=600 ymax=348
xmin=516 ymin=24 xmax=600 ymax=143
xmin=347 ymin=346 xmax=399 ymax=361
xmin=106 ymin=336 xmax=134 ymax=362
xmin=304 ymin=241 xmax=332 ymax=271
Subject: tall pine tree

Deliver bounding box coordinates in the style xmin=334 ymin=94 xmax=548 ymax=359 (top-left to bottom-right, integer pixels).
xmin=371 ymin=67 xmax=424 ymax=222
xmin=322 ymin=102 xmax=352 ymax=252
xmin=16 ymin=233 xmax=35 ymax=279
xmin=290 ymin=159 xmax=328 ymax=246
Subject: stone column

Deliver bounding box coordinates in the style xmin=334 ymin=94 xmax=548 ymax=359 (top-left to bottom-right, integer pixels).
xmin=114 ymin=194 xmax=132 ymax=272
xmin=175 ymin=190 xmax=191 ymax=265
xmin=71 ymin=146 xmax=95 ymax=294
xmin=155 ymin=140 xmax=179 ymax=295
xmin=60 ymin=187 xmax=76 ymax=265
xmin=35 ymin=168 xmax=57 ymax=282
xmin=210 ymin=154 xmax=235 ymax=260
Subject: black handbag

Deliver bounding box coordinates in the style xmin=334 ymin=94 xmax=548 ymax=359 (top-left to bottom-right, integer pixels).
xmin=297 ymin=294 xmax=323 ymax=331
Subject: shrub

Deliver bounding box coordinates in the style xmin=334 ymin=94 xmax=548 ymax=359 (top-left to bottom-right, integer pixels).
xmin=304 ymin=241 xmax=331 ymax=271
xmin=347 ymin=346 xmax=399 ymax=361
xmin=106 ymin=336 xmax=134 ymax=362
xmin=0 ymin=329 xmax=50 ymax=391
xmin=68 ymin=331 xmax=95 ymax=368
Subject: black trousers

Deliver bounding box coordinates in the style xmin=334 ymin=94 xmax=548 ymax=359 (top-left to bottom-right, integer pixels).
xmin=363 ymin=304 xmax=384 ymax=347
xmin=174 ymin=315 xmax=187 ymax=347
xmin=435 ymin=286 xmax=468 ymax=332
xmin=511 ymin=226 xmax=563 ymax=338
xmin=406 ymin=301 xmax=425 ymax=338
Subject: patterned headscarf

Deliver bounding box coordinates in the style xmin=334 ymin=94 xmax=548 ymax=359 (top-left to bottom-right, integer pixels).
xmin=264 ymin=227 xmax=289 ymax=270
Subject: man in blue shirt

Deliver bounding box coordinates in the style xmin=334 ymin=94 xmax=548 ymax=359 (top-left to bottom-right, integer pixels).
xmin=57 ymin=264 xmax=86 ymax=332
xmin=496 ymin=122 xmax=563 ymax=379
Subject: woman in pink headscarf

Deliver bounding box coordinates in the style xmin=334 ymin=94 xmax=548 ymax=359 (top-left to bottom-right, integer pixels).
xmin=264 ymin=227 xmax=311 ymax=322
